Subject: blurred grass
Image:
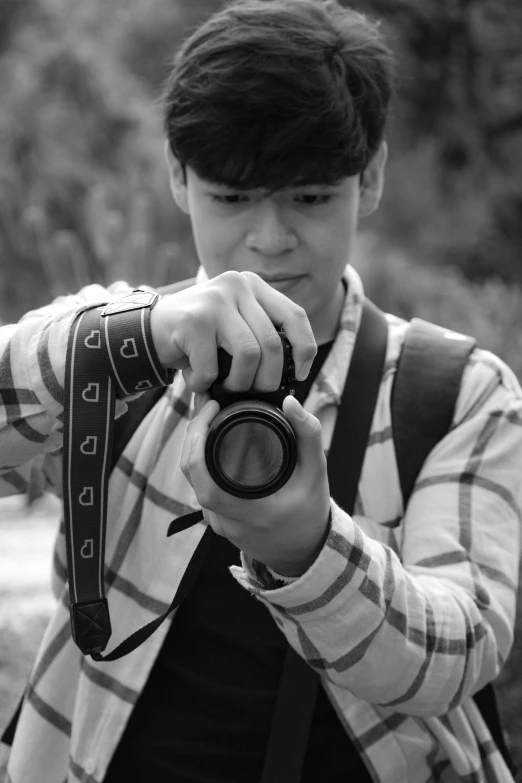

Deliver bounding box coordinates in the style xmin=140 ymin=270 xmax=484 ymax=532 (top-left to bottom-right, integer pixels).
xmin=0 ymin=496 xmax=58 ymax=780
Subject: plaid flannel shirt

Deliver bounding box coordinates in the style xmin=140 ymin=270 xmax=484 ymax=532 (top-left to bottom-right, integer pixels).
xmin=1 ymin=265 xmax=521 ymax=783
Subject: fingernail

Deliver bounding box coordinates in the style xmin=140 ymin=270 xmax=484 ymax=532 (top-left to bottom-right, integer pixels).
xmin=288 ymin=395 xmax=305 ymax=419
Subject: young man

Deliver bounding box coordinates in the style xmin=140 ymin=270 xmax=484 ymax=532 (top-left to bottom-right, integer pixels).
xmin=1 ymin=1 xmax=521 ymax=781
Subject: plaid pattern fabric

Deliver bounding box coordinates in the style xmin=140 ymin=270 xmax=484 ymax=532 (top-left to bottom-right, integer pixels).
xmin=1 ymin=266 xmax=521 ymax=783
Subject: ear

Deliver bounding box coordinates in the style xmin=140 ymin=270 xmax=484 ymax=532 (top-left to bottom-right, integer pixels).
xmin=164 ymin=141 xmax=190 ymax=214
xmin=358 ymin=141 xmax=388 ymax=218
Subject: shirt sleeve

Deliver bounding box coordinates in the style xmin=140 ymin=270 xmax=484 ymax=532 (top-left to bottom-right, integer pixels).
xmin=0 ymin=281 xmax=135 ymax=498
xmin=231 ymin=348 xmax=522 ymax=717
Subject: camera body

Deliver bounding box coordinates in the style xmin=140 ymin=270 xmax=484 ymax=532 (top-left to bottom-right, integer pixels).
xmin=205 ymin=332 xmax=299 ymax=498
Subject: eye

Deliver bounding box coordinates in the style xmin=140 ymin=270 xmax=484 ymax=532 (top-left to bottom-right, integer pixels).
xmin=295 ymin=194 xmax=332 ymax=206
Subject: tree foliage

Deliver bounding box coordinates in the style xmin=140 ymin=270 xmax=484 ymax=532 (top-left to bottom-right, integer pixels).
xmin=1 ymin=0 xmax=522 ymax=324
xmin=349 ymin=0 xmax=522 ymax=281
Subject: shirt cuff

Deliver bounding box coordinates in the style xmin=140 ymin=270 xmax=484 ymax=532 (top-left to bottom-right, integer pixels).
xmin=231 ymin=501 xmax=351 ymax=598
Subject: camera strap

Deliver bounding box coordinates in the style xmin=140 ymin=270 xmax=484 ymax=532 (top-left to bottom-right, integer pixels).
xmin=62 ymin=293 xmax=179 ymax=660
xmin=62 ymin=294 xmax=387 ymax=665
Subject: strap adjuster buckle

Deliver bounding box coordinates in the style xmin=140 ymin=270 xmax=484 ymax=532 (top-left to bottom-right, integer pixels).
xmin=100 ymin=290 xmax=159 ymax=317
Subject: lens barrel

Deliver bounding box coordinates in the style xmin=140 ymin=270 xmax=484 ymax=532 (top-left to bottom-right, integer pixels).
xmin=205 ymin=400 xmax=297 ymax=499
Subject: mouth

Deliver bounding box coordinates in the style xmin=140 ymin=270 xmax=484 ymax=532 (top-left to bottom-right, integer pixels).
xmin=257 ymin=273 xmax=306 ymax=283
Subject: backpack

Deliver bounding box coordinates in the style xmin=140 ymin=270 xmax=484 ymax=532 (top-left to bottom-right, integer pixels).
xmin=1 ymin=283 xmax=516 ymax=777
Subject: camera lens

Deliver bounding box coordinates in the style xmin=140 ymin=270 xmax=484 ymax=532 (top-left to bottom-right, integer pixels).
xmin=218 ymin=422 xmax=284 ymax=487
xmin=205 ymin=400 xmax=297 ymax=498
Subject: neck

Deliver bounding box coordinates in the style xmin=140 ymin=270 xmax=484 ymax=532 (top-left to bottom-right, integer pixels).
xmin=311 ymin=280 xmax=346 ymax=346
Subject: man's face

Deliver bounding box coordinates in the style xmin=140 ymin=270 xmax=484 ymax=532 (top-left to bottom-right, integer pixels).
xmin=166 ymin=145 xmax=386 ymax=342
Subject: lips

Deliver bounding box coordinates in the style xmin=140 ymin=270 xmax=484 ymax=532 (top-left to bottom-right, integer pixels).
xmin=257 ymin=274 xmax=306 ymax=283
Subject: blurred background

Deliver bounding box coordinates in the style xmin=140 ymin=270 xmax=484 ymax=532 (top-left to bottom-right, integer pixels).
xmin=0 ymin=0 xmax=521 ymax=777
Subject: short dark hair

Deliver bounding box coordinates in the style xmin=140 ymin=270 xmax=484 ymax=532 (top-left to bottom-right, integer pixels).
xmin=162 ymin=0 xmax=394 ymax=191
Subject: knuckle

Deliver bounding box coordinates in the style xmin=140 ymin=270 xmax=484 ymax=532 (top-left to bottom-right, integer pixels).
xmin=237 ymin=338 xmax=261 ymax=365
xmin=293 ymin=304 xmax=308 ymax=323
xmin=293 ymin=305 xmax=314 ymax=334
xmin=195 ymin=488 xmax=212 ymax=509
xmin=219 ymin=270 xmax=244 ymax=291
xmin=240 ymin=270 xmax=258 ymax=287
xmin=182 ymin=367 xmax=198 ymax=392
xmin=197 ymin=367 xmax=219 ymax=389
xmin=178 ymin=306 xmax=198 ymax=331
xmin=202 ymin=286 xmax=227 ymax=310
xmin=262 ymin=328 xmax=283 ymax=355
xmin=186 ymin=371 xmax=217 ymax=394
xmin=308 ymin=414 xmax=322 ymax=438
xmin=178 ymin=307 xmax=212 ymax=342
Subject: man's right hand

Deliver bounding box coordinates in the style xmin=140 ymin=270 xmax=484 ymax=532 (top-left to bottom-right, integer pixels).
xmin=150 ymin=271 xmax=317 ymax=393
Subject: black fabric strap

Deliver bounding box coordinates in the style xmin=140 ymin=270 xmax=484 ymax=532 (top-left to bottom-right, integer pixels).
xmin=0 ymin=694 xmax=23 ymax=747
xmin=63 ymin=294 xmax=175 ymax=657
xmin=100 ymin=290 xmax=174 ymax=396
xmin=63 ymin=304 xmax=116 ymax=655
xmin=260 ymin=646 xmax=323 ymax=783
xmin=327 ymin=299 xmax=389 ymax=512
xmin=260 ymin=299 xmax=389 ymax=783
xmin=391 ymin=318 xmax=476 ymax=504
xmin=92 ymin=519 xmax=211 ymax=662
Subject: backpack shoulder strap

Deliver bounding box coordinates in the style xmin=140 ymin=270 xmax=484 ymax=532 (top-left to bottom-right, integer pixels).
xmin=391 ymin=318 xmax=517 ymax=776
xmin=391 ymin=317 xmax=476 ymax=506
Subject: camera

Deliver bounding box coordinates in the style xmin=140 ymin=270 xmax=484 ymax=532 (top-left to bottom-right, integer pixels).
xmin=205 ymin=331 xmax=299 ymax=499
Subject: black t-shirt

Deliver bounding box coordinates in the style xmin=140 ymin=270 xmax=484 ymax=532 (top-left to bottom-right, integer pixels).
xmin=104 ymin=341 xmax=372 ymax=782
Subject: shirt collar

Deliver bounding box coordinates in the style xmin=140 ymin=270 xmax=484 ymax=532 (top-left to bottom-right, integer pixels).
xmin=313 ymin=264 xmax=365 ymax=406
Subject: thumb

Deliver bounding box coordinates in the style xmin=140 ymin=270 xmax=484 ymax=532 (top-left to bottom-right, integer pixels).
xmin=283 ymin=394 xmax=323 ymax=448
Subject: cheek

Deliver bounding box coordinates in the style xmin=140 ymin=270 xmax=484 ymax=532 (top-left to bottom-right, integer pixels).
xmin=190 ymin=212 xmax=239 ymax=274
xmin=307 ymin=213 xmax=356 ymax=267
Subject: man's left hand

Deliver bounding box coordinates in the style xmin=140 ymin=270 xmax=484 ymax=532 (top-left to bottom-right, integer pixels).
xmin=180 ymin=393 xmax=331 ymax=577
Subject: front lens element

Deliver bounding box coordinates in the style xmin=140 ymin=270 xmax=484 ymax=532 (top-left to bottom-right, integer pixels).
xmin=205 ymin=400 xmax=297 ymax=498
xmin=217 ymin=421 xmax=284 ymax=488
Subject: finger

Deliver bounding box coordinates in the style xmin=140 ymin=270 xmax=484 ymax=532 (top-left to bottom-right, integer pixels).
xmin=246 ymin=273 xmax=317 ymax=381
xmin=191 ymin=399 xmax=220 ymax=433
xmin=282 ymin=395 xmax=324 ymax=464
xmin=181 ymin=322 xmax=220 ymax=393
xmin=237 ymin=294 xmax=284 ymax=392
xmin=194 ymin=391 xmax=211 ymax=415
xmin=181 ymin=399 xmax=220 ymax=479
xmin=216 ymin=311 xmax=263 ymax=392
xmin=183 ymin=419 xmax=213 ymax=503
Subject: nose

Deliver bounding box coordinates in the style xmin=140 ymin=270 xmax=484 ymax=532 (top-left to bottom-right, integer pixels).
xmin=245 ymin=199 xmax=297 ymax=256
